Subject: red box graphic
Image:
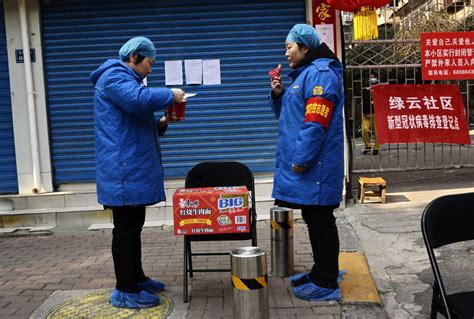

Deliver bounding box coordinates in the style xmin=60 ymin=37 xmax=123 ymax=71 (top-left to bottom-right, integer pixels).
xmin=173 ymin=186 xmax=250 ymax=236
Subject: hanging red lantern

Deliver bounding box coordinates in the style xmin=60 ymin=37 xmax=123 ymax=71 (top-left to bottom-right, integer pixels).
xmin=327 ymin=0 xmax=391 ymax=40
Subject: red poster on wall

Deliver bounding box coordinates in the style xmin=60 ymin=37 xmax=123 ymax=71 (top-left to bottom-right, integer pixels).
xmin=371 ymin=84 xmax=471 ymax=144
xmin=421 ymin=32 xmax=474 ymax=80
xmin=312 ymin=0 xmax=337 ymax=55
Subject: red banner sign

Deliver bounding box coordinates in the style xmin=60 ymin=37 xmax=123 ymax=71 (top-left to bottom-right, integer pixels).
xmin=372 ymin=84 xmax=471 ymax=144
xmin=312 ymin=0 xmax=337 ymax=55
xmin=421 ymin=31 xmax=474 ymax=80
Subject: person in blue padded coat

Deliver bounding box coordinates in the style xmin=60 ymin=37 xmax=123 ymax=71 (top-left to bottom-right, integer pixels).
xmin=268 ymin=24 xmax=345 ymax=301
xmin=91 ymin=36 xmax=185 ymax=309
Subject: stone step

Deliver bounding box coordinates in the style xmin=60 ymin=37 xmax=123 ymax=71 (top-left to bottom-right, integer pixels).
xmin=0 ymin=206 xmax=110 ymax=228
xmin=0 ymin=176 xmax=274 ymax=210
xmin=0 ymin=191 xmax=100 ymax=211
xmin=0 ymin=174 xmax=277 ymax=228
xmin=0 ymin=197 xmax=278 ymax=228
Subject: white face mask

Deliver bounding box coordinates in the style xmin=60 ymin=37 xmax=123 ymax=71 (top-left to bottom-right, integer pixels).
xmin=369 ymin=77 xmax=378 ymax=85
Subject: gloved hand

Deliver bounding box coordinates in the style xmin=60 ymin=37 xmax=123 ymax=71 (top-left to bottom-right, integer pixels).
xmin=171 ymin=88 xmax=185 ymax=104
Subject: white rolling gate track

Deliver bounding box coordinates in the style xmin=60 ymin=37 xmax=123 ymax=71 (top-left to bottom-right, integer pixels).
xmin=343 ymin=0 xmax=473 ymax=175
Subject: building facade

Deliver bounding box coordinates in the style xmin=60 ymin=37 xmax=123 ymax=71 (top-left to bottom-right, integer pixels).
xmin=0 ymin=0 xmax=316 ymax=195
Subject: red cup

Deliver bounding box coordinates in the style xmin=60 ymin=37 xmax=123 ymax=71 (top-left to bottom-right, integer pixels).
xmin=170 ymin=101 xmax=186 ymax=121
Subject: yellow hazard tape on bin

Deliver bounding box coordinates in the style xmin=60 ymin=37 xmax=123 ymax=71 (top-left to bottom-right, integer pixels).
xmin=231 ymin=275 xmax=268 ymax=290
xmin=270 ymin=220 xmax=293 ymax=230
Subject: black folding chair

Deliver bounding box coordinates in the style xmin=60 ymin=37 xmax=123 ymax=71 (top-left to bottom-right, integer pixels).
xmin=182 ymin=161 xmax=257 ymax=302
xmin=421 ymin=192 xmax=474 ymax=319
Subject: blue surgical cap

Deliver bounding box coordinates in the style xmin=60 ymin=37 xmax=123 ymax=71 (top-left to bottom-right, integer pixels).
xmin=285 ymin=24 xmax=320 ymax=50
xmin=119 ymin=36 xmax=156 ymax=61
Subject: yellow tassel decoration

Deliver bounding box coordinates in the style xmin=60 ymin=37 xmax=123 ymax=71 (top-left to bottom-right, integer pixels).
xmin=353 ymin=6 xmax=378 ymax=40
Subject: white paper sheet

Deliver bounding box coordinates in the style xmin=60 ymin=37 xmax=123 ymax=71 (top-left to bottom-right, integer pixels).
xmin=184 ymin=93 xmax=197 ymax=100
xmin=185 ymin=59 xmax=203 ymax=85
xmin=203 ymin=59 xmax=221 ymax=85
xmin=165 ymin=60 xmax=183 ymax=86
xmin=315 ymin=24 xmax=335 ymax=54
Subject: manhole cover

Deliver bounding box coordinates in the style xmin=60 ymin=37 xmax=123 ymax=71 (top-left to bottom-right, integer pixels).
xmin=46 ymin=289 xmax=172 ymax=318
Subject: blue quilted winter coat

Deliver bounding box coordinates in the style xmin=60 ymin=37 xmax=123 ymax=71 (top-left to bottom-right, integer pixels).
xmin=90 ymin=59 xmax=174 ymax=207
xmin=269 ymin=57 xmax=345 ymax=206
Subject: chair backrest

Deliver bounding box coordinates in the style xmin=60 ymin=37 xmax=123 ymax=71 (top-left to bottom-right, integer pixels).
xmin=421 ymin=192 xmax=474 ymax=318
xmin=185 ymin=161 xmax=256 ymax=212
xmin=421 ymin=192 xmax=474 ymax=249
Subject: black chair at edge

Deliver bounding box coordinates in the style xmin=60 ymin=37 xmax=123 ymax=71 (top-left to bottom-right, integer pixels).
xmin=183 ymin=161 xmax=257 ymax=303
xmin=421 ymin=192 xmax=474 ymax=319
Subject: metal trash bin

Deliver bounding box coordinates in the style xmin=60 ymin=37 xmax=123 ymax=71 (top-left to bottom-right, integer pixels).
xmin=230 ymin=247 xmax=269 ymax=319
xmin=270 ymin=207 xmax=294 ymax=277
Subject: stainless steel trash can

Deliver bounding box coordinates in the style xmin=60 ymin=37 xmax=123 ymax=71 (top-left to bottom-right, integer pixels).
xmin=230 ymin=247 xmax=269 ymax=319
xmin=270 ymin=207 xmax=294 ymax=277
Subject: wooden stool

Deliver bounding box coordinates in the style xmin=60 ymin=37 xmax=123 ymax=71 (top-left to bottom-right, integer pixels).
xmin=358 ymin=177 xmax=387 ymax=204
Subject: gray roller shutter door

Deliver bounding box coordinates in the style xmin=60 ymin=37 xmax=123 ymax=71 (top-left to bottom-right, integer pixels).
xmin=42 ymin=0 xmax=305 ymax=183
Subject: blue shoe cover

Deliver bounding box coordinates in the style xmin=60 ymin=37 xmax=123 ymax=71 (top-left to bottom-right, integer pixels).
xmin=110 ymin=288 xmax=160 ymax=309
xmin=337 ymin=269 xmax=347 ymax=283
xmin=289 ymin=270 xmax=347 ymax=286
xmin=293 ymin=282 xmax=341 ymax=301
xmin=288 ymin=272 xmax=308 ymax=284
xmin=138 ymin=278 xmax=166 ymax=293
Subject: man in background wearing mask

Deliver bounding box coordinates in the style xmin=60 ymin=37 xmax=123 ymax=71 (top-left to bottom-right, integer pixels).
xmin=361 ymin=73 xmax=380 ymax=156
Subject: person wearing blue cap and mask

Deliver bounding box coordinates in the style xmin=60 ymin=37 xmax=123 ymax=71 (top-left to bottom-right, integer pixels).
xmin=268 ymin=24 xmax=345 ymax=301
xmin=91 ymin=36 xmax=185 ymax=309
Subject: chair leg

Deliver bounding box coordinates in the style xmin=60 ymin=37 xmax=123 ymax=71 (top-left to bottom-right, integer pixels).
xmin=183 ymin=237 xmax=188 ymax=303
xmin=430 ymin=304 xmax=437 ymax=318
xmin=188 ymin=239 xmax=194 ymax=278
xmin=251 ymin=221 xmax=257 ymax=246
xmin=430 ymin=293 xmax=438 ymax=319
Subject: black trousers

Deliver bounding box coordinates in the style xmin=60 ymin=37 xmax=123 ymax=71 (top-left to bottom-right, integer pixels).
xmin=112 ymin=206 xmax=148 ymax=293
xmin=301 ymin=205 xmax=340 ymax=288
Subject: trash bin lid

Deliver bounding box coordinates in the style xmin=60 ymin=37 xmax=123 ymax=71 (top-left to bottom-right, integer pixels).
xmin=230 ymin=247 xmax=267 ymax=278
xmin=231 ymin=246 xmax=265 ymax=258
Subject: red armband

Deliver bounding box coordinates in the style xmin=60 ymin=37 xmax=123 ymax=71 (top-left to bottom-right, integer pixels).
xmin=304 ymin=97 xmax=334 ymax=128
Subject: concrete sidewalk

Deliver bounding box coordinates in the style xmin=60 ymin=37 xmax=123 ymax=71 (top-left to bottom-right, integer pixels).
xmin=349 ymin=168 xmax=474 ymax=318
xmin=1 ymin=221 xmax=383 ymax=319
xmin=0 ymin=168 xmax=473 ymax=318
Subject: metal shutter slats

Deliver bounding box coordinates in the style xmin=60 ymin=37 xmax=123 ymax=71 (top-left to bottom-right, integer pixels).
xmin=42 ymin=0 xmax=304 ymax=183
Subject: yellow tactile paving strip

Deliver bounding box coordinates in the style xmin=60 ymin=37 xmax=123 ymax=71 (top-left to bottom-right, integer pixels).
xmin=339 ymin=252 xmax=381 ymax=304
xmin=46 ymin=289 xmax=172 ymax=318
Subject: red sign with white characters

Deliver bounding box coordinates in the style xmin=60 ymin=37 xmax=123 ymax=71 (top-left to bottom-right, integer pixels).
xmin=173 ymin=186 xmax=250 ymax=236
xmin=421 ymin=31 xmax=474 ymax=80
xmin=312 ymin=0 xmax=337 ymax=55
xmin=371 ymin=84 xmax=471 ymax=144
